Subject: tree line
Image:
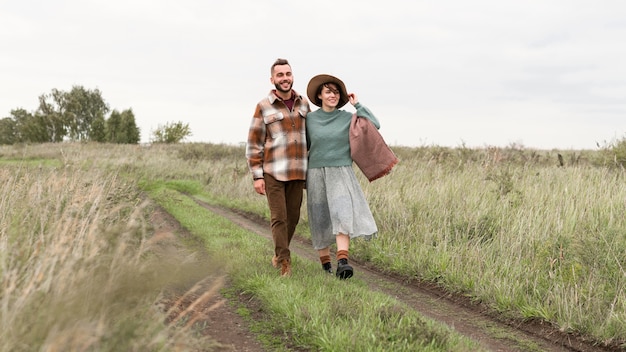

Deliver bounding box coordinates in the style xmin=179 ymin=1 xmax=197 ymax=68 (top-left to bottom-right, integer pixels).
xmin=0 ymin=86 xmax=140 ymax=145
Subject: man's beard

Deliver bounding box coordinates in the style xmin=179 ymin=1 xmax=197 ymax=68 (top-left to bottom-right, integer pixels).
xmin=274 ymin=81 xmax=292 ymax=93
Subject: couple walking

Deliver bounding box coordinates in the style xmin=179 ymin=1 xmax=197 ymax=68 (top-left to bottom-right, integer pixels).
xmin=245 ymin=58 xmax=385 ymax=279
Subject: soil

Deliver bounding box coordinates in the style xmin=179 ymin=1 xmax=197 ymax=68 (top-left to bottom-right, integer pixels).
xmin=151 ymin=199 xmax=624 ymax=352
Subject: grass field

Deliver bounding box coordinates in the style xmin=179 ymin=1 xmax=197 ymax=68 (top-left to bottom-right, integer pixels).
xmin=1 ymin=142 xmax=624 ymax=351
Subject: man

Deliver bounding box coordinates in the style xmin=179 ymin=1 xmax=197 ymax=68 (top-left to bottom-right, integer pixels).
xmin=245 ymin=58 xmax=310 ymax=277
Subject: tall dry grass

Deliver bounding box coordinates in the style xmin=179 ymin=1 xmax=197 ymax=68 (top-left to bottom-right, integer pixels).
xmin=356 ymin=149 xmax=626 ymax=344
xmin=0 ymin=155 xmax=224 ymax=351
xmin=2 ymin=141 xmax=624 ymax=346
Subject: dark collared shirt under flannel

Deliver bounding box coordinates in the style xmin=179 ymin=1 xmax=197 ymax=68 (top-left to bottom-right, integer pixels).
xmin=246 ymin=90 xmax=310 ymax=181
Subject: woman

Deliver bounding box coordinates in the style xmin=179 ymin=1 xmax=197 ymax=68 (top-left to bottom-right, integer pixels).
xmin=305 ymin=74 xmax=379 ymax=279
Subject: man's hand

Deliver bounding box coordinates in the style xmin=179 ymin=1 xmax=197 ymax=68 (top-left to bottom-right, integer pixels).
xmin=253 ymin=179 xmax=266 ymax=195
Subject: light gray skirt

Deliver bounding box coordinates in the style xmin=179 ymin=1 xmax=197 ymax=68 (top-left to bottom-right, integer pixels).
xmin=306 ymin=166 xmax=378 ymax=250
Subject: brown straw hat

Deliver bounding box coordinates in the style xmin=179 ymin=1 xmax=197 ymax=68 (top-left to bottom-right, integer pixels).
xmin=307 ymin=74 xmax=349 ymax=108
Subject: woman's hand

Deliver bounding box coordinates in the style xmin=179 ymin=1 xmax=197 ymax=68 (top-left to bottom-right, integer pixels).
xmin=348 ymin=93 xmax=358 ymax=106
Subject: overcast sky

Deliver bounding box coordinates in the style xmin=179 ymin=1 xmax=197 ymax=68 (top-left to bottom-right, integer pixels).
xmin=2 ymin=0 xmax=625 ymax=150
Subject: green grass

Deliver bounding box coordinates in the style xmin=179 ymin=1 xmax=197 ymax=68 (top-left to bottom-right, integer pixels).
xmin=0 ymin=162 xmax=224 ymax=351
xmin=145 ymin=183 xmax=483 ymax=351
xmin=2 ymin=141 xmax=625 ymax=350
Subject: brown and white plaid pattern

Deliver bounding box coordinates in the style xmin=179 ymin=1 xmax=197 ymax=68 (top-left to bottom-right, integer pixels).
xmin=246 ymin=90 xmax=310 ymax=181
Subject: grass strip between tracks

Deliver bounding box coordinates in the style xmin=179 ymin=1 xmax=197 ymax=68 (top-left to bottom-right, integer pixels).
xmin=144 ymin=179 xmax=485 ymax=352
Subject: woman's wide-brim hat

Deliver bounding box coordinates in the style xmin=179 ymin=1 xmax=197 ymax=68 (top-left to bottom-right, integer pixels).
xmin=307 ymin=74 xmax=349 ymax=108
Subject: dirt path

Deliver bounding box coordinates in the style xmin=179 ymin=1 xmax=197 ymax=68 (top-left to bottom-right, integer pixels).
xmin=160 ymin=198 xmax=619 ymax=352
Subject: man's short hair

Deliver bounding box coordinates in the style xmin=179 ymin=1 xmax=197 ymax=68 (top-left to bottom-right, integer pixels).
xmin=271 ymin=58 xmax=290 ymax=74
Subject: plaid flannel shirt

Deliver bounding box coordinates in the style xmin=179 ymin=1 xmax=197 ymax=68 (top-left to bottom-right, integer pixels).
xmin=246 ymin=90 xmax=310 ymax=181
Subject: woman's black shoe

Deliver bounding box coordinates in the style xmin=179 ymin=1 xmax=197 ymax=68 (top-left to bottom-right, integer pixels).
xmin=322 ymin=262 xmax=333 ymax=274
xmin=336 ymin=258 xmax=353 ymax=280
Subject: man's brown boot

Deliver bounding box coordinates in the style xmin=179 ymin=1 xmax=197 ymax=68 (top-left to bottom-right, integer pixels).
xmin=280 ymin=259 xmax=291 ymax=277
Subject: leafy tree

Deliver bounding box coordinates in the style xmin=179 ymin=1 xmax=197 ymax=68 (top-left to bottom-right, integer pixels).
xmin=120 ymin=109 xmax=140 ymax=144
xmin=1 ymin=86 xmax=139 ymax=145
xmin=36 ymin=95 xmax=66 ymax=142
xmin=0 ymin=117 xmax=17 ymax=145
xmin=90 ymin=113 xmax=107 ymax=142
xmin=105 ymin=110 xmax=123 ymax=143
xmin=37 ymin=86 xmax=109 ymax=141
xmin=151 ymin=121 xmax=192 ymax=144
xmin=8 ymin=108 xmax=51 ymax=143
xmin=105 ymin=109 xmax=140 ymax=144
xmin=27 ymin=113 xmax=56 ymax=143
xmin=9 ymin=107 xmax=67 ymax=143
xmin=8 ymin=108 xmax=31 ymax=143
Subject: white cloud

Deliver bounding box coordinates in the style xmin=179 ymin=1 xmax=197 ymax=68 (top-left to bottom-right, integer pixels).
xmin=1 ymin=0 xmax=625 ymax=149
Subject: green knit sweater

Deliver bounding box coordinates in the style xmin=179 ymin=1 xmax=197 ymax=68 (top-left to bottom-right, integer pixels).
xmin=306 ymin=102 xmax=380 ymax=169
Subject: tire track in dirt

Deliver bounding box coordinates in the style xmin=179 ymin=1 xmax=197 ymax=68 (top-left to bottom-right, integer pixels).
xmin=193 ymin=198 xmax=617 ymax=352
